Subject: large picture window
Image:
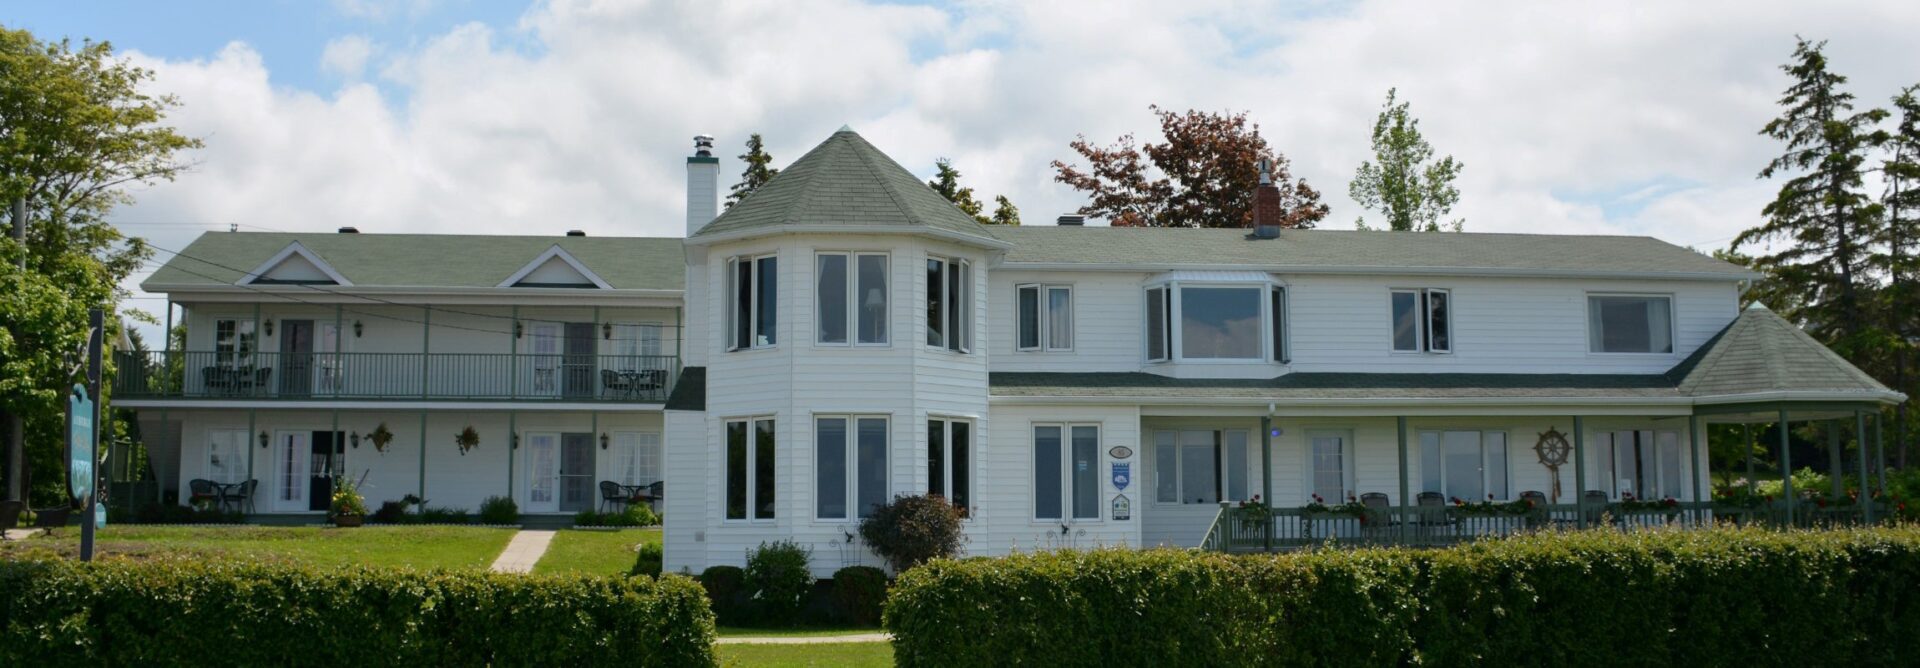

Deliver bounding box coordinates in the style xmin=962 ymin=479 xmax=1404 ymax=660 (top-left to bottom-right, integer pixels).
xmin=726 ymin=417 xmax=777 ymax=520
xmin=1588 ymin=295 xmax=1672 ymax=354
xmin=817 ymin=252 xmax=888 ymax=345
xmin=1143 ymin=281 xmax=1283 ymax=363
xmin=815 ymin=415 xmax=888 ymax=520
xmin=1152 ymin=429 xmax=1249 ymax=504
xmin=926 ymin=256 xmax=971 ymax=352
xmin=1033 ymin=424 xmax=1099 ymax=520
xmin=1016 ymin=284 xmax=1073 ymax=352
xmin=1419 ymin=430 xmax=1509 ymax=501
xmin=1597 ymin=430 xmax=1683 ymax=499
xmin=727 ymin=255 xmax=778 ymax=350
xmin=1391 ymin=288 xmax=1451 ymax=353
xmin=928 ymin=418 xmax=972 ymax=514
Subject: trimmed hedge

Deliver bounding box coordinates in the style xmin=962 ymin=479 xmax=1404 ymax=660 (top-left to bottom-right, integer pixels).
xmin=0 ymin=557 xmax=717 ymax=665
xmin=886 ymin=527 xmax=1920 ymax=667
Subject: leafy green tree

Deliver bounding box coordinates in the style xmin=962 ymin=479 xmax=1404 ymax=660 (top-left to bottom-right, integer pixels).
xmin=989 ymin=195 xmax=1020 ymax=226
xmin=1881 ymin=84 xmax=1920 ymax=467
xmin=0 ymin=28 xmax=198 ymax=504
xmin=1349 ymin=88 xmax=1464 ymax=231
xmin=1054 ymin=105 xmax=1327 ymax=228
xmin=1731 ymin=38 xmax=1887 ymax=365
xmin=726 ymin=133 xmax=779 ymax=209
xmin=928 ymin=158 xmax=992 ymax=225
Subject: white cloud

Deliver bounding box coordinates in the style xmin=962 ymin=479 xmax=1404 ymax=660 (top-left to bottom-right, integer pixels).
xmin=114 ymin=0 xmax=1920 ymax=306
xmin=331 ymin=0 xmax=440 ymax=22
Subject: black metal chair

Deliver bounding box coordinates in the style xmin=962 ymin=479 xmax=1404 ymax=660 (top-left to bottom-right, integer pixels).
xmin=188 ymin=478 xmax=220 ymax=510
xmin=1358 ymin=492 xmax=1393 ymax=529
xmin=648 ymin=480 xmax=662 ymax=503
xmin=601 ymin=369 xmax=632 ymax=399
xmin=222 ymin=479 xmax=257 ymax=514
xmin=1582 ymin=490 xmax=1612 ymax=526
xmin=1415 ymin=491 xmax=1455 ymax=531
xmin=1519 ymin=490 xmax=1550 ymax=528
xmin=599 ymin=480 xmax=629 ymax=513
xmin=31 ymin=507 xmax=70 ymax=537
xmin=0 ymin=500 xmax=22 ymax=540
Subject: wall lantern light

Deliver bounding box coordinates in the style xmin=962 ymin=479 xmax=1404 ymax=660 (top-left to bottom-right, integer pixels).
xmin=353 ymin=320 xmax=363 ymax=338
xmin=514 ymin=321 xmax=523 ymax=338
xmin=511 ymin=433 xmax=520 ymax=450
xmin=599 ymin=433 xmax=610 ymax=450
xmin=349 ymin=431 xmax=361 ymax=449
xmin=258 ymin=430 xmax=270 ymax=449
xmin=263 ymin=319 xmax=275 ymax=337
xmin=603 ymin=323 xmax=613 ymax=340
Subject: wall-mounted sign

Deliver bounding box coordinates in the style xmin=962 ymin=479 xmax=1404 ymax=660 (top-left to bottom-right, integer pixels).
xmin=1111 ymin=462 xmax=1131 ymax=491
xmin=1108 ymin=445 xmax=1133 ymax=459
xmin=1112 ymin=494 xmax=1131 ymax=521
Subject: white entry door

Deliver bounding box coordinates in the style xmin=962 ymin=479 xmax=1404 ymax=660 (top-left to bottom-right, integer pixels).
xmin=524 ymin=432 xmax=560 ymax=513
xmin=274 ymin=430 xmax=312 ymax=511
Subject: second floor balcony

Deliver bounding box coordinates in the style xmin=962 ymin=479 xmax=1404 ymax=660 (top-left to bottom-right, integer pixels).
xmin=113 ymin=351 xmax=681 ymax=404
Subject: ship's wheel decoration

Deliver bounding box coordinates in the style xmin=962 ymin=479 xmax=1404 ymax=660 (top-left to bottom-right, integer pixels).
xmin=1534 ymin=427 xmax=1574 ymax=503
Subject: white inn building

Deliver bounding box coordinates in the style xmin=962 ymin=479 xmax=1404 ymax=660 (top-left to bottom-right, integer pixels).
xmin=124 ymin=129 xmax=1904 ymax=575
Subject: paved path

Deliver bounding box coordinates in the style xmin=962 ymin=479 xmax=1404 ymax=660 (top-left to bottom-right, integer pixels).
xmin=2 ymin=528 xmax=40 ymax=541
xmin=489 ymin=530 xmax=557 ymax=573
xmin=716 ymin=633 xmax=891 ymax=645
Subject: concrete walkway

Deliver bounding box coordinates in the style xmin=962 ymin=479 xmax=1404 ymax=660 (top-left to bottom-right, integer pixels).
xmin=716 ymin=633 xmax=891 ymax=645
xmin=489 ymin=530 xmax=557 ymax=573
xmin=2 ymin=528 xmax=39 ymax=541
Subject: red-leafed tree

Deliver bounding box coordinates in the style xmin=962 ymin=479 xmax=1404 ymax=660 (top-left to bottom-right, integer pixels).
xmin=1052 ymin=106 xmax=1328 ymax=228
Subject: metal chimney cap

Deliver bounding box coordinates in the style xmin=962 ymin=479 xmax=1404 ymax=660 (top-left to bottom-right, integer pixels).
xmin=566 ymin=229 xmax=586 ymax=237
xmin=337 ymin=226 xmax=359 ymax=234
xmin=693 ymin=134 xmax=715 ymax=157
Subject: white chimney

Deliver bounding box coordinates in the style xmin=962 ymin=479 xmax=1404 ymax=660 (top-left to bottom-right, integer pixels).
xmin=686 ymin=134 xmax=719 ymax=236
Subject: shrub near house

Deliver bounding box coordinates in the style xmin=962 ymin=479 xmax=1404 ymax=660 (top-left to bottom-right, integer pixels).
xmin=884 ymin=527 xmax=1920 ymax=667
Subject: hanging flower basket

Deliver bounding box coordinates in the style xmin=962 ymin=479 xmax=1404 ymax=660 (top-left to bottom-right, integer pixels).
xmin=455 ymin=426 xmax=480 ymax=456
xmin=368 ymin=422 xmax=394 ymax=454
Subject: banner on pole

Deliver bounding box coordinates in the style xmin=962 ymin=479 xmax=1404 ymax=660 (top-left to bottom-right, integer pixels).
xmin=68 ymin=383 xmax=95 ymax=502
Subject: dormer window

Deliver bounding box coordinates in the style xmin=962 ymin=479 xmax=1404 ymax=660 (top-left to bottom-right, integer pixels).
xmin=1144 ymin=277 xmax=1287 ymax=364
xmin=727 ymin=254 xmax=777 ymax=350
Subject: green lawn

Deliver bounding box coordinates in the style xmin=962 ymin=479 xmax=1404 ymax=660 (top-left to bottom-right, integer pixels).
xmin=531 ymin=528 xmax=661 ymax=576
xmin=717 ymin=642 xmax=892 ymax=667
xmin=0 ymin=525 xmax=515 ymax=570
xmin=716 ymin=625 xmax=882 ymax=638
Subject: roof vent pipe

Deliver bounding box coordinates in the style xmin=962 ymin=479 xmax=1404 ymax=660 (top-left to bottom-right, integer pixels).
xmin=337 ymin=226 xmax=359 ymax=234
xmin=1056 ymin=214 xmax=1086 ymax=226
xmin=566 ymin=230 xmax=586 ymax=237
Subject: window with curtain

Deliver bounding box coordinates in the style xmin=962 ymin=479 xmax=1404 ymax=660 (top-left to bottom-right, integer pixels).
xmin=609 ymin=324 xmax=662 ymax=371
xmin=206 ymin=429 xmax=247 ymax=484
xmin=1015 ymin=284 xmax=1073 ymax=352
xmin=1310 ymin=433 xmax=1349 ymax=502
xmin=1588 ymin=295 xmax=1672 ymax=353
xmin=1391 ymin=288 xmax=1452 ymax=353
xmin=928 ymin=418 xmax=972 ymax=514
xmin=1154 ymin=429 xmax=1250 ymax=505
xmin=816 ymin=252 xmax=889 ymax=345
xmin=611 ymin=432 xmax=661 ymax=487
xmin=1596 ymin=430 xmax=1682 ymax=499
xmin=816 ymin=415 xmax=888 ymax=520
xmin=1419 ymin=430 xmax=1510 ymax=501
xmin=727 ymin=255 xmax=778 ymax=350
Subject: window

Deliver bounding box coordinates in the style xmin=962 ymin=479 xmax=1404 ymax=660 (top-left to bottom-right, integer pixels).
xmin=609 ymin=323 xmax=663 ymax=370
xmin=1016 ymin=284 xmax=1073 ymax=351
xmin=1588 ymin=295 xmax=1672 ymax=353
xmin=727 ymin=255 xmax=778 ymax=350
xmin=1144 ymin=281 xmax=1282 ymax=363
xmin=816 ymin=416 xmax=888 ymax=520
xmin=214 ymin=318 xmax=257 ymax=367
xmin=928 ymin=418 xmax=972 ymax=514
xmin=1033 ymin=424 xmax=1099 ymax=520
xmin=1153 ymin=430 xmax=1249 ymax=504
xmin=1419 ymin=430 xmax=1509 ymax=501
xmin=1390 ymin=289 xmax=1451 ymax=353
xmin=1597 ymin=430 xmax=1683 ymax=499
xmin=926 ymin=256 xmax=971 ymax=352
xmin=1270 ymin=286 xmax=1289 ymax=363
xmin=817 ymin=252 xmax=888 ymax=345
xmin=611 ymin=432 xmax=662 ymax=487
xmin=1309 ymin=432 xmax=1351 ymax=502
xmin=725 ymin=417 xmax=776 ymax=520
xmin=206 ymin=429 xmax=248 ymax=484
xmin=1146 ymin=286 xmax=1171 ymax=362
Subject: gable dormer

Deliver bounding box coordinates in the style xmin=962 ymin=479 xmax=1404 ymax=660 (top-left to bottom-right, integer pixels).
xmin=497 ymin=244 xmax=612 ymax=289
xmin=240 ymin=241 xmax=352 ymax=286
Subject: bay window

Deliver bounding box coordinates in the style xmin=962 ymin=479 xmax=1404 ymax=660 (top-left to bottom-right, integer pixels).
xmin=726 ymin=255 xmax=778 ymax=350
xmin=817 ymin=252 xmax=888 ymax=345
xmin=926 ymin=256 xmax=971 ymax=352
xmin=1419 ymin=430 xmax=1509 ymax=501
xmin=725 ymin=417 xmax=777 ymax=520
xmin=1033 ymin=424 xmax=1099 ymax=520
xmin=1152 ymin=429 xmax=1249 ymax=504
xmin=1143 ymin=281 xmax=1287 ymax=363
xmin=1390 ymin=288 xmax=1451 ymax=353
xmin=928 ymin=418 xmax=972 ymax=514
xmin=1588 ymin=295 xmax=1672 ymax=354
xmin=815 ymin=415 xmax=888 ymax=520
xmin=1016 ymin=284 xmax=1073 ymax=352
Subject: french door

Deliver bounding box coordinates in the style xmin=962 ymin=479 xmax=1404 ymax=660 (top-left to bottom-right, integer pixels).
xmin=524 ymin=432 xmax=560 ymax=512
xmin=274 ymin=431 xmax=311 ymax=511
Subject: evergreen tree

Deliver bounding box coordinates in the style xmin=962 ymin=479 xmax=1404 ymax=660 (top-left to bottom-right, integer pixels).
xmin=1731 ymin=38 xmax=1888 ymax=363
xmin=989 ymin=195 xmax=1020 ymax=226
xmin=1349 ymin=88 xmax=1464 ymax=231
xmin=928 ymin=158 xmax=991 ymax=225
xmin=726 ymin=133 xmax=779 ymax=209
xmin=1880 ymin=84 xmax=1920 ymax=467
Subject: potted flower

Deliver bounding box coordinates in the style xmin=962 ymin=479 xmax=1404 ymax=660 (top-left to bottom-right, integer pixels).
xmin=330 ymin=477 xmax=368 ymax=527
xmin=368 ymin=422 xmax=394 ymax=453
xmin=455 ymin=426 xmax=481 ymax=456
xmin=1236 ymin=495 xmax=1273 ymax=531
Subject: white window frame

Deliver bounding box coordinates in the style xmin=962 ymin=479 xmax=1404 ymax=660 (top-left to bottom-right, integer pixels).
xmin=1143 ymin=279 xmax=1283 ymax=364
xmin=723 ymin=416 xmax=777 ymax=522
xmin=1596 ymin=429 xmax=1685 ymax=500
xmin=205 ymin=428 xmax=249 ymax=485
xmin=813 ymin=414 xmax=891 ymax=522
xmin=1151 ymin=429 xmax=1252 ymax=506
xmin=1585 ymin=293 xmax=1675 ymax=355
xmin=608 ymin=431 xmax=661 ymax=488
xmin=1015 ymin=284 xmax=1074 ymax=352
xmin=1417 ymin=429 xmax=1512 ymax=502
xmin=1389 ymin=288 xmax=1452 ymax=354
xmin=726 ymin=254 xmax=778 ymax=352
xmin=1303 ymin=429 xmax=1357 ymax=503
xmin=1031 ymin=422 xmax=1102 ymax=523
xmin=926 ymin=255 xmax=972 ymax=353
xmin=815 ymin=251 xmax=890 ymax=347
xmin=213 ymin=317 xmax=258 ymax=367
xmin=927 ymin=417 xmax=975 ymax=517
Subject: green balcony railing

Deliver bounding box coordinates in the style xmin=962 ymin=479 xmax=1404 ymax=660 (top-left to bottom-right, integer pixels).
xmin=112 ymin=351 xmax=679 ymax=403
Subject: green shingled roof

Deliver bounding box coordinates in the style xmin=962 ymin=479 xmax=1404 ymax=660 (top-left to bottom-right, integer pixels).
xmin=990 ymin=305 xmax=1897 ymax=403
xmin=691 ymin=129 xmax=997 ymax=244
xmin=145 ymin=232 xmax=684 ymax=291
xmin=990 ymin=227 xmax=1752 ymax=278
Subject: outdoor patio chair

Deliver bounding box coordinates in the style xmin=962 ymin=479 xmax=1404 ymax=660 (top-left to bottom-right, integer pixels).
xmin=648 ymin=480 xmax=662 ymax=503
xmin=0 ymin=500 xmax=22 ymax=540
xmin=1519 ymin=490 xmax=1550 ymax=528
xmin=188 ymin=478 xmax=219 ymax=510
xmin=31 ymin=507 xmax=70 ymax=537
xmin=1358 ymin=492 xmax=1394 ymax=528
xmin=1581 ymin=490 xmax=1612 ymax=526
xmin=222 ymin=479 xmax=257 ymax=514
xmin=1415 ymin=491 xmax=1456 ymax=531
xmin=601 ymin=369 xmax=632 ymax=398
xmin=599 ymin=480 xmax=629 ymax=513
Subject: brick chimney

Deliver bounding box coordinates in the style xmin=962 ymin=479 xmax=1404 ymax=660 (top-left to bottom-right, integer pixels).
xmin=1251 ymin=158 xmax=1281 ymax=239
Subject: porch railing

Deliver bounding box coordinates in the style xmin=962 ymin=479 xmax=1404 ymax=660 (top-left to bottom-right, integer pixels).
xmin=112 ymin=350 xmax=680 ymax=403
xmin=1199 ymin=501 xmax=1897 ymax=553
